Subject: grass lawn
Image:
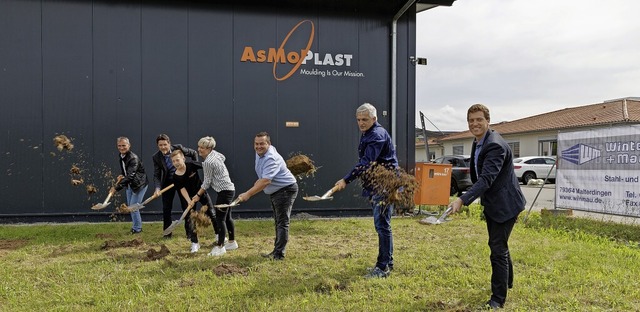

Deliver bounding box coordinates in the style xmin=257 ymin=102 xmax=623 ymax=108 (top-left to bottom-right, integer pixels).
xmin=1 ymin=205 xmax=640 ymax=311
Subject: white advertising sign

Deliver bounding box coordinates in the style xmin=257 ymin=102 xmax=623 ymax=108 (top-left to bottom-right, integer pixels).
xmin=556 ymin=125 xmax=640 ymax=216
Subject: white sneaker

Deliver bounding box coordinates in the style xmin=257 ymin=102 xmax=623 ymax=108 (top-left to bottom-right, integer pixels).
xmin=190 ymin=243 xmax=200 ymax=253
xmin=208 ymin=246 xmax=226 ymax=256
xmin=224 ymin=241 xmax=238 ymax=251
xmin=214 ymin=235 xmax=229 ymax=245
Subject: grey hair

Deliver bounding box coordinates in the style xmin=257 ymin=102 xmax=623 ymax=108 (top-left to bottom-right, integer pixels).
xmin=116 ymin=137 xmax=130 ymax=145
xmin=198 ymin=136 xmax=216 ymax=149
xmin=356 ymin=103 xmax=377 ymax=119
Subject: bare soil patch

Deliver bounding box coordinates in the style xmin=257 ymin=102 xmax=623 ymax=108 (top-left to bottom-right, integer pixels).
xmin=0 ymin=239 xmax=29 ymax=250
xmin=334 ymin=252 xmax=353 ymax=259
xmin=101 ymin=238 xmax=144 ymax=250
xmin=314 ymin=278 xmax=347 ymax=293
xmin=179 ymin=278 xmax=196 ymax=287
xmin=211 ymin=263 xmax=249 ymax=276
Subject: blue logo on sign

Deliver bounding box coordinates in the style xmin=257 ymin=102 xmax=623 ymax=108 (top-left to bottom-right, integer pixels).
xmin=560 ymin=144 xmax=601 ymax=165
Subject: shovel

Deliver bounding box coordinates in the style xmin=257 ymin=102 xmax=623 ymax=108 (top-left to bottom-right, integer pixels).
xmin=303 ymin=185 xmax=339 ymax=201
xmin=91 ymin=176 xmax=122 ymax=210
xmin=420 ymin=207 xmax=453 ymax=225
xmin=163 ymin=201 xmax=195 ymax=236
xmin=213 ymin=197 xmax=241 ymax=208
xmin=126 ymin=184 xmax=174 ymax=212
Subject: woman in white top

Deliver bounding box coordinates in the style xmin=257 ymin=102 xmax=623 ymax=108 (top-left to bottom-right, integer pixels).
xmin=190 ymin=136 xmax=237 ymax=257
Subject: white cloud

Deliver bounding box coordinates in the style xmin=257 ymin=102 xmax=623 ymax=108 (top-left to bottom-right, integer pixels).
xmin=416 ymin=0 xmax=640 ymax=131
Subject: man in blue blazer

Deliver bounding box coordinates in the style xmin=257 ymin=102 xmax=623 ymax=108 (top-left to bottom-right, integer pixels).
xmin=448 ymin=104 xmax=526 ymax=309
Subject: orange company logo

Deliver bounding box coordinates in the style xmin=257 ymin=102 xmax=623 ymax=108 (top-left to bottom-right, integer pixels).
xmin=240 ymin=20 xmax=355 ymax=81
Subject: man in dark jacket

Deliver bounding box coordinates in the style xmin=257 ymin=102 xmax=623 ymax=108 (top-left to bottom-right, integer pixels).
xmin=334 ymin=103 xmax=399 ymax=279
xmin=111 ymin=137 xmax=149 ymax=234
xmin=448 ymin=104 xmax=526 ymax=309
xmin=151 ymin=134 xmax=198 ymax=238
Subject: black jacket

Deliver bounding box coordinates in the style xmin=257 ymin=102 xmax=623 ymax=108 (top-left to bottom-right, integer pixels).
xmin=460 ymin=130 xmax=526 ymax=222
xmin=152 ymin=144 xmax=198 ymax=188
xmin=115 ymin=151 xmax=148 ymax=193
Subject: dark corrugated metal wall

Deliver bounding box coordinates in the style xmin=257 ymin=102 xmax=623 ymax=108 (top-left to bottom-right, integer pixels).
xmin=0 ymin=0 xmax=416 ymax=221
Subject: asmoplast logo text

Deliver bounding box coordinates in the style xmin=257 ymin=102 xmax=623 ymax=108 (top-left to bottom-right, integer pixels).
xmin=240 ymin=20 xmax=360 ymax=81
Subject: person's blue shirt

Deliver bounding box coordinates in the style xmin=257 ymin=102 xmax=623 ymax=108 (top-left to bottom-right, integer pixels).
xmin=343 ymin=121 xmax=398 ymax=196
xmin=255 ymin=145 xmax=297 ymax=195
xmin=474 ymin=135 xmax=486 ymax=175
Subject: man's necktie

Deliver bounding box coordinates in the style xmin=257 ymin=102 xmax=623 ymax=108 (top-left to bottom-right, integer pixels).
xmin=164 ymin=154 xmax=175 ymax=175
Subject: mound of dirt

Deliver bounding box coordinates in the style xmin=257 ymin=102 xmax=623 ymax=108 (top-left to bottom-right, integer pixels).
xmin=291 ymin=212 xmax=318 ymax=220
xmin=101 ymin=237 xmax=144 ymax=250
xmin=286 ymin=154 xmax=316 ymax=177
xmin=145 ymin=245 xmax=170 ymax=261
xmin=53 ymin=135 xmax=74 ymax=152
xmin=212 ymin=263 xmax=248 ymax=276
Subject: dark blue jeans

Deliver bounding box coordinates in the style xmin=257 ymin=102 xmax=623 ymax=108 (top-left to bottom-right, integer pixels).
xmin=486 ymin=214 xmax=517 ymax=305
xmin=371 ymin=194 xmax=393 ymax=270
xmin=269 ymin=183 xmax=298 ymax=257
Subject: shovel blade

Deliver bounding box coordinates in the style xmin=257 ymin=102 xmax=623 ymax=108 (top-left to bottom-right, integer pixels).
xmin=419 ymin=216 xmax=441 ymax=225
xmin=213 ymin=203 xmax=239 ymax=208
xmin=91 ymin=202 xmax=111 ymax=210
xmin=163 ymin=220 xmax=182 ymax=236
xmin=214 ymin=197 xmax=241 ymax=208
xmin=303 ymin=195 xmax=333 ymax=202
xmin=127 ymin=203 xmax=144 ymax=212
xmin=436 ymin=207 xmax=453 ymax=223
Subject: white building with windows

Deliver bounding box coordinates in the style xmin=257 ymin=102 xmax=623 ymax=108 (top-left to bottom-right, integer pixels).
xmin=430 ymin=98 xmax=640 ymax=159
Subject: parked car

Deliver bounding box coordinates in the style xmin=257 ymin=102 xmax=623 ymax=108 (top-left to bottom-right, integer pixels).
xmin=432 ymin=155 xmax=472 ymax=196
xmin=513 ymin=156 xmax=557 ymax=185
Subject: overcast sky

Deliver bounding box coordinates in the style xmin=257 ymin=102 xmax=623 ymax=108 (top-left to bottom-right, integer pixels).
xmin=415 ymin=0 xmax=640 ymax=132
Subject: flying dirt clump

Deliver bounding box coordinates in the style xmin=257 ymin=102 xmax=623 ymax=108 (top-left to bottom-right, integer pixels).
xmin=286 ymin=154 xmax=316 ymax=177
xmin=86 ymin=184 xmax=97 ymax=195
xmin=53 ymin=135 xmax=74 ymax=152
xmin=116 ymin=203 xmax=132 ymax=214
xmin=360 ymin=163 xmax=419 ymax=211
xmin=191 ymin=205 xmax=213 ymax=235
xmin=212 ymin=263 xmax=249 ymax=276
xmin=70 ymin=165 xmax=81 ymax=175
xmin=69 ymin=164 xmax=85 ymax=186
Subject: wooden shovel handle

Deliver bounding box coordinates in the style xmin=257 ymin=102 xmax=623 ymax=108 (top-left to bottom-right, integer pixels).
xmin=142 ymin=184 xmax=174 ymax=205
xmin=158 ymin=183 xmax=174 ymax=195
xmin=178 ymin=201 xmax=195 ymax=222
